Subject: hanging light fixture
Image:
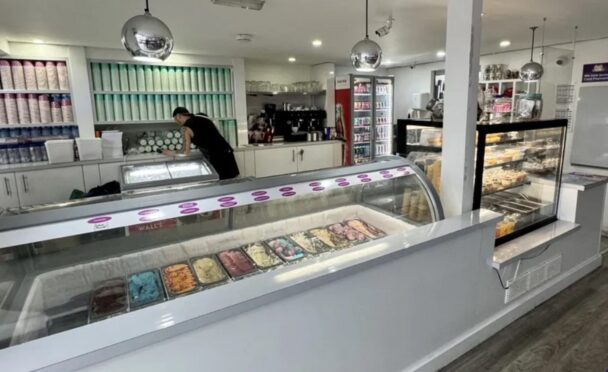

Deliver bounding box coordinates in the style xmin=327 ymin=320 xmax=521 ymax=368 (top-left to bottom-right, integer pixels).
xmin=121 ymin=0 xmax=174 ymax=62
xmin=520 ymin=26 xmax=544 ymax=81
xmin=351 ymin=0 xmax=382 ymax=72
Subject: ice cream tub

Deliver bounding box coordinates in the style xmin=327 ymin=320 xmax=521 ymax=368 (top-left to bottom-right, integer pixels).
xmin=343 ymin=218 xmax=386 ymax=240
xmin=242 ymin=242 xmax=283 ymax=270
xmin=88 ymin=277 xmax=129 ymax=322
xmin=217 ymin=248 xmax=259 ymax=280
xmin=326 ymin=222 xmax=369 ymax=246
xmin=287 ymin=231 xmax=331 ymax=255
xmin=308 ymin=227 xmax=351 ymax=250
xmin=161 ymin=262 xmax=199 ymax=298
xmin=264 ymin=236 xmax=306 ymax=263
xmin=127 ymin=269 xmax=166 ymax=309
xmin=190 ymin=255 xmax=230 ymax=287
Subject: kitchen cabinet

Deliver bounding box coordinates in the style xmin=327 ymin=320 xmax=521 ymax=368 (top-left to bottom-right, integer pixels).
xmin=82 ymin=164 xmax=101 ymax=191
xmin=99 ymin=163 xmax=122 ymax=185
xmin=254 ymin=146 xmax=298 ymax=178
xmin=15 ymin=167 xmax=85 ymax=206
xmin=297 ymin=143 xmax=336 ymax=172
xmin=0 ymin=173 xmax=20 ymax=209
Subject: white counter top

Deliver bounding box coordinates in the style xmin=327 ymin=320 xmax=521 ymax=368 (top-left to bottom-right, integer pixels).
xmin=234 ymin=140 xmax=342 ymax=151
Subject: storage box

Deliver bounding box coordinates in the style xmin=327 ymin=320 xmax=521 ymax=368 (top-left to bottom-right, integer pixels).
xmin=76 ymin=138 xmax=102 ymax=161
xmin=45 ymin=139 xmax=75 ymax=164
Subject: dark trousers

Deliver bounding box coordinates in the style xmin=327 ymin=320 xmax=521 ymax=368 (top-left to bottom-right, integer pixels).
xmin=209 ymin=149 xmax=240 ymax=180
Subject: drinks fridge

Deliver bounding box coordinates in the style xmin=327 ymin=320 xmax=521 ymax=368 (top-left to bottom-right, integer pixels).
xmin=335 ymin=75 xmax=394 ymax=165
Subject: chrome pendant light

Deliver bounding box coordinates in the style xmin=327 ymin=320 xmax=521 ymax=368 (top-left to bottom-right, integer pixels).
xmin=351 ymin=0 xmax=382 ymax=72
xmin=520 ymin=26 xmax=544 ymax=81
xmin=121 ymin=0 xmax=174 ymax=62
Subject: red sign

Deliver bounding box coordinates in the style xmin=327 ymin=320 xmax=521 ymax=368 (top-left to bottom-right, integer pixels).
xmin=128 ymin=218 xmax=178 ymax=234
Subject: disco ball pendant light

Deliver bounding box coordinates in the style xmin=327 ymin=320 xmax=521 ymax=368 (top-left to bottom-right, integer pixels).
xmin=351 ymin=0 xmax=382 ymax=72
xmin=121 ymin=0 xmax=174 ymax=62
xmin=520 ymin=26 xmax=544 ymax=81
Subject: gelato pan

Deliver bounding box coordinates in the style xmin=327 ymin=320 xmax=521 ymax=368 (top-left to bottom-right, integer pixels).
xmin=161 ymin=263 xmax=198 ymax=297
xmin=308 ymin=228 xmax=350 ymax=249
xmin=327 ymin=223 xmax=368 ymax=245
xmin=288 ymin=231 xmax=330 ymax=254
xmin=344 ymin=219 xmax=386 ymax=239
xmin=89 ymin=278 xmax=128 ymax=321
xmin=243 ymin=243 xmax=283 ymax=269
xmin=217 ymin=249 xmax=258 ymax=278
xmin=191 ymin=256 xmax=228 ymax=285
xmin=265 ymin=237 xmax=306 ymax=262
xmin=128 ymin=270 xmax=165 ymax=308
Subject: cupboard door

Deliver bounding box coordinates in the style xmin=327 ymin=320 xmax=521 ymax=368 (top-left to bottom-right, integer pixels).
xmin=15 ymin=167 xmax=85 ymax=207
xmin=297 ymin=144 xmax=336 ymax=172
xmin=254 ymin=147 xmax=298 ymax=178
xmin=0 ymin=173 xmax=20 ymax=209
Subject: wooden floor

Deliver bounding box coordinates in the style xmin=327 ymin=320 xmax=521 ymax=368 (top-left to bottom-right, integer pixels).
xmin=441 ymin=237 xmax=608 ymax=372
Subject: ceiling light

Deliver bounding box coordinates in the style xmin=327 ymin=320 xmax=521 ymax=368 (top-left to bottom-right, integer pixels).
xmin=211 ymin=0 xmax=265 ymax=11
xmin=520 ymin=26 xmax=544 ymax=81
xmin=436 ymin=50 xmax=446 ymax=58
xmin=312 ymin=39 xmax=323 ymax=47
xmin=121 ymin=0 xmax=174 ymax=62
xmin=351 ymin=0 xmax=382 ymax=72
xmin=499 ymin=40 xmax=511 ymax=48
xmin=32 ymin=39 xmax=45 ymax=44
xmin=288 ymin=57 xmax=296 ymax=63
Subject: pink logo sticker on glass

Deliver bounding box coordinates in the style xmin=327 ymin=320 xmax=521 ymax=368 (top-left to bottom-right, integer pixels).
xmin=397 ymin=167 xmax=407 ymax=171
xmin=252 ymin=191 xmax=267 ymax=196
xmin=139 ymin=216 xmax=158 ymax=222
xmin=179 ymin=202 xmax=197 ymax=209
xmin=383 ymin=174 xmax=393 ymax=179
xmin=357 ymin=174 xmax=368 ymax=178
xmin=361 ymin=178 xmax=372 ymax=183
xmin=254 ymin=196 xmax=270 ymax=202
xmin=180 ymin=208 xmax=199 ymax=215
xmin=335 ymin=178 xmax=347 ymax=182
xmin=309 ymin=182 xmax=321 ymax=187
xmin=282 ymin=192 xmax=296 ymax=197
xmin=218 ymin=196 xmax=235 ymax=202
xmin=312 ymin=187 xmax=325 ymax=192
xmin=338 ymin=182 xmax=350 ymax=187
xmin=138 ymin=209 xmax=159 ymax=216
xmin=87 ymin=216 xmax=112 ymax=224
xmin=279 ymin=187 xmax=293 ymax=192
xmin=380 ymin=170 xmax=390 ymax=174
xmin=220 ymin=202 xmax=238 ymax=208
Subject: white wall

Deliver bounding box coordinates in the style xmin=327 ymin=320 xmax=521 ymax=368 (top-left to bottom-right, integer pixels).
xmin=245 ymin=60 xmax=312 ymax=83
xmin=335 ymin=65 xmax=390 ymax=77
xmin=564 ymin=38 xmax=608 ymax=233
xmin=390 ymin=61 xmax=443 ymax=119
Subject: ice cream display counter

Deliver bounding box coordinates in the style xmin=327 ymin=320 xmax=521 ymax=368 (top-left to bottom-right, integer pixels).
xmin=0 ymin=156 xmax=443 ymax=370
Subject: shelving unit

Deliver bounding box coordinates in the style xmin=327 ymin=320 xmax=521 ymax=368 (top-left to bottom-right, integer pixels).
xmin=479 ymin=79 xmax=540 ymax=123
xmin=0 ymin=122 xmax=74 ymax=129
xmin=0 ymin=89 xmax=71 ymax=95
xmin=246 ymin=90 xmax=325 ymax=97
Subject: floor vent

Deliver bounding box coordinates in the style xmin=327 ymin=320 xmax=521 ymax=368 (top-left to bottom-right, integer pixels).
xmin=504 ymin=254 xmax=562 ymax=304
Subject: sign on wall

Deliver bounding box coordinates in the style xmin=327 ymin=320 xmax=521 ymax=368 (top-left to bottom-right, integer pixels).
xmin=582 ymin=63 xmax=608 ymax=83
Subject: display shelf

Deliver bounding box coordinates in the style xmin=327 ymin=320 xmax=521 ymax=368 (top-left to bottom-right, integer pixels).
xmin=406 ymin=144 xmax=442 ymax=153
xmin=0 ymin=89 xmax=71 ymax=95
xmin=354 ymin=93 xmax=371 ymax=96
xmin=484 ymin=159 xmax=524 ymax=170
xmin=95 ymin=91 xmax=233 ymax=95
xmin=354 ymin=110 xmax=372 ymax=113
xmin=482 ymin=180 xmax=530 ymax=196
xmin=479 ymin=79 xmax=539 ymax=84
xmin=485 ymin=137 xmax=524 ymax=146
xmin=246 ymin=90 xmax=325 ymax=97
xmin=0 ymin=123 xmax=74 ymax=129
xmin=95 ymin=118 xmax=236 ymax=125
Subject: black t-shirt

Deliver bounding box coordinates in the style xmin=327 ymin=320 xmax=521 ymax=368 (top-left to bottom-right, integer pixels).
xmin=183 ymin=115 xmax=233 ymax=155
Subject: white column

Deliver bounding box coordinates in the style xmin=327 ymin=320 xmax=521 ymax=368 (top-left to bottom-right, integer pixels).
xmin=67 ymin=46 xmax=96 ymax=138
xmin=231 ymin=58 xmax=248 ymax=147
xmin=440 ymin=0 xmax=483 ymax=217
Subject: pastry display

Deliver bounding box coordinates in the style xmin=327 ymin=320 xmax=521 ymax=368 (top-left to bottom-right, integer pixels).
xmin=327 ymin=223 xmax=368 ymax=244
xmin=217 ymin=249 xmax=257 ymax=278
xmin=243 ymin=243 xmax=283 ymax=269
xmin=344 ymin=219 xmax=386 ymax=239
xmin=401 ymin=189 xmax=431 ymax=223
xmin=308 ymin=228 xmax=350 ymax=249
xmin=161 ymin=263 xmax=198 ymax=296
xmin=482 ymin=169 xmax=528 ymax=194
xmin=191 ymin=256 xmax=228 ymax=285
xmin=128 ymin=270 xmax=165 ymax=308
xmin=265 ymin=237 xmax=306 ymax=262
xmin=90 ymin=278 xmax=128 ymax=320
xmin=288 ymin=231 xmax=330 ymax=255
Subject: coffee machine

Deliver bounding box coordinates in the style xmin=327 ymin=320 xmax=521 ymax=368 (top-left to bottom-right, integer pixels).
xmin=274 ymin=110 xmax=327 ymax=142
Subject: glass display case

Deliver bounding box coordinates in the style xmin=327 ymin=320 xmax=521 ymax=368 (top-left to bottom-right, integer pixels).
xmin=121 ymin=158 xmax=218 ymax=191
xmin=0 ymin=157 xmax=442 ymax=351
xmin=396 ymin=119 xmax=568 ymax=244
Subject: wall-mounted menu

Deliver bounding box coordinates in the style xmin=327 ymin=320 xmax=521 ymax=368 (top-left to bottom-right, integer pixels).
xmin=90 ymin=62 xmax=235 ymax=124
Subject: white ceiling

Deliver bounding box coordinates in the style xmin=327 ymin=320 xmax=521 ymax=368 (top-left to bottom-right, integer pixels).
xmin=0 ymin=0 xmax=607 ymax=66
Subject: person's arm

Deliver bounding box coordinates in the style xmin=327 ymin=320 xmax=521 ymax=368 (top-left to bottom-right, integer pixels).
xmin=163 ymin=127 xmax=193 ymax=156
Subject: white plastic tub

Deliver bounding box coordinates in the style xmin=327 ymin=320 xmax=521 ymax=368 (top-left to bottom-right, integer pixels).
xmin=76 ymin=138 xmax=102 ymax=161
xmin=44 ymin=139 xmax=74 ymax=164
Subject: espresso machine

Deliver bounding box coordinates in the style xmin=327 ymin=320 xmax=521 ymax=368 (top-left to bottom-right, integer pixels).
xmin=274 ymin=110 xmax=327 ymax=142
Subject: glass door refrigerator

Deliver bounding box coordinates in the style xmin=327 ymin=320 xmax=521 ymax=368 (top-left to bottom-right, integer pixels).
xmin=373 ymin=76 xmax=394 ymax=158
xmin=335 ymin=75 xmax=394 ymax=165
